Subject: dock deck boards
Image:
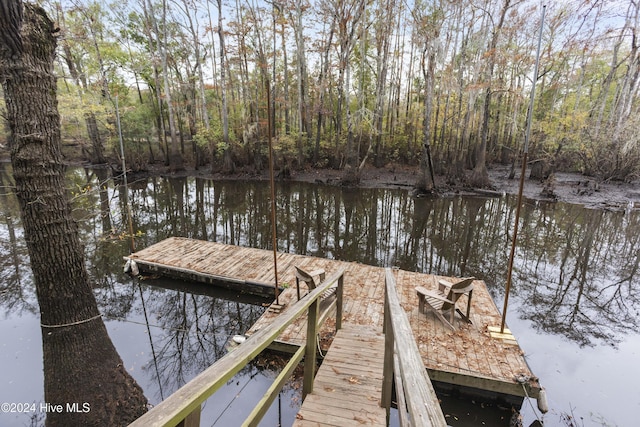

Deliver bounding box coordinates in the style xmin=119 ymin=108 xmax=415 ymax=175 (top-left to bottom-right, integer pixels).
xmin=293 ymin=325 xmax=386 ymax=427
xmin=128 ymin=237 xmax=541 ymax=399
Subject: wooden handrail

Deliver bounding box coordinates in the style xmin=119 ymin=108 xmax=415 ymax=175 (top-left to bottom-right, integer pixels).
xmin=382 ymin=268 xmax=447 ymax=427
xmin=129 ymin=268 xmax=346 ymax=427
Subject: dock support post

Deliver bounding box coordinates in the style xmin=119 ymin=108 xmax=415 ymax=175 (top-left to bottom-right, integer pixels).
xmin=302 ymin=298 xmax=319 ymax=398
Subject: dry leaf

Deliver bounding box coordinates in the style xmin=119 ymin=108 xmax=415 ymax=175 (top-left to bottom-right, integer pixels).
xmin=348 ymin=376 xmax=361 ymax=384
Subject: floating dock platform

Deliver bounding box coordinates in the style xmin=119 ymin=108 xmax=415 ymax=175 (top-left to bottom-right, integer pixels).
xmin=127 ymin=237 xmax=542 ymax=404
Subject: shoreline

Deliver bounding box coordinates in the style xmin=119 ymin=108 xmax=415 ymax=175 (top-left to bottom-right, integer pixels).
xmin=2 ymin=157 xmax=639 ymax=210
xmin=156 ymin=162 xmax=640 ymax=211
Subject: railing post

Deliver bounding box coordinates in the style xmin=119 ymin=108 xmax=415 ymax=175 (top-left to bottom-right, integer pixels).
xmin=381 ymin=276 xmax=394 ymax=421
xmin=302 ymin=297 xmax=319 ymax=398
xmin=176 ymin=405 xmax=201 ymax=427
xmin=335 ymin=273 xmax=344 ymax=331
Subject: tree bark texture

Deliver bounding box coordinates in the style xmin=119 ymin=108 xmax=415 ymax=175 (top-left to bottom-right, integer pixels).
xmin=0 ymin=2 xmax=148 ymax=425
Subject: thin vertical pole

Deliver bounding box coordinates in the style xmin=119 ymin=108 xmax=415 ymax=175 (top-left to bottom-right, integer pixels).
xmin=266 ymin=80 xmax=279 ymax=305
xmin=501 ymin=5 xmax=545 ymax=333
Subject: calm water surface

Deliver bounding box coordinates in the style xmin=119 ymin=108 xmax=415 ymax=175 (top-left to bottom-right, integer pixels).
xmin=1 ymin=165 xmax=638 ymax=426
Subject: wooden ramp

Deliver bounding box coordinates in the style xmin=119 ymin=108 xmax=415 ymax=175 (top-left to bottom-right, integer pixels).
xmin=127 ymin=237 xmax=542 ymax=403
xmin=293 ymin=325 xmax=386 ymax=427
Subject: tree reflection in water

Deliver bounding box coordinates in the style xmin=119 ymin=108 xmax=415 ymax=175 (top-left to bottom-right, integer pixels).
xmin=84 ymin=173 xmax=638 ymax=348
xmin=0 ymin=169 xmax=35 ymax=315
xmin=515 ymin=201 xmax=639 ymax=347
xmin=2 ymin=165 xmax=640 ymax=426
xmin=91 ymin=272 xmax=268 ymax=403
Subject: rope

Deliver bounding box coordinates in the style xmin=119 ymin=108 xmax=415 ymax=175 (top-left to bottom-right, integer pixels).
xmin=516 ymin=375 xmax=544 ymax=425
xmin=103 ymin=315 xmax=236 ymax=338
xmin=40 ymin=313 xmax=103 ymax=329
xmin=316 ymin=333 xmax=325 ymax=359
xmin=211 ymin=371 xmax=258 ymax=426
xmin=103 ymin=315 xmax=189 ymax=333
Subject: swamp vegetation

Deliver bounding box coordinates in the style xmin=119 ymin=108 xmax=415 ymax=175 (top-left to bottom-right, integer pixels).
xmin=1 ymin=0 xmax=639 ymax=187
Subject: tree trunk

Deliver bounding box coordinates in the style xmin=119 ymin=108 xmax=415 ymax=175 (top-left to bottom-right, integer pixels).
xmin=281 ymin=15 xmax=291 ymax=135
xmin=418 ymin=46 xmax=437 ymax=191
xmin=83 ymin=7 xmax=111 ymax=165
xmin=0 ymin=3 xmax=148 ymax=426
xmin=612 ymin=2 xmax=640 ymax=139
xmin=57 ymin=4 xmax=106 ymax=165
xmin=180 ymin=0 xmax=210 ymax=132
xmin=314 ymin=21 xmax=335 ymax=164
xmin=218 ymin=0 xmax=234 ymax=173
xmin=330 ymin=0 xmax=366 ymax=172
xmin=141 ymin=0 xmax=169 ymax=165
xmin=471 ymin=0 xmax=511 ymax=188
xmin=412 ymin=1 xmax=442 ymax=191
xmin=373 ymin=0 xmax=395 ymax=167
xmin=159 ymin=0 xmax=183 ymax=172
xmin=246 ymin=0 xmax=268 ymax=172
xmin=145 ymin=0 xmax=183 ymax=171
xmin=294 ymin=0 xmax=310 ymax=165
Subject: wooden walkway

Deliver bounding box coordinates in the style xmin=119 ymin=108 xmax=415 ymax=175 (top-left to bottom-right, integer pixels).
xmin=293 ymin=325 xmax=386 ymax=427
xmin=127 ymin=237 xmax=542 ymax=402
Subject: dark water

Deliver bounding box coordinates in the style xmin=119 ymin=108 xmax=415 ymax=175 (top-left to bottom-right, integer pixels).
xmin=1 ymin=165 xmax=639 ymax=426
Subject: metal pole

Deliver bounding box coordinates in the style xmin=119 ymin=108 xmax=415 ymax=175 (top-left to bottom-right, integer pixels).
xmin=501 ymin=5 xmax=545 ymax=333
xmin=266 ymin=80 xmax=280 ymax=305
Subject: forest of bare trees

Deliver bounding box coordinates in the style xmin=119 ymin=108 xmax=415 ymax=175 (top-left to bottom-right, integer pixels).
xmin=2 ymin=0 xmax=639 ymax=185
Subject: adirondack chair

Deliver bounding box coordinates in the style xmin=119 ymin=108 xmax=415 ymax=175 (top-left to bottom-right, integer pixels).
xmin=416 ymin=277 xmax=475 ymax=330
xmin=295 ymin=266 xmax=331 ymax=301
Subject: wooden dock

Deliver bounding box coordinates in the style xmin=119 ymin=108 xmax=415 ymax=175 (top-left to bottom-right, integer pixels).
xmin=127 ymin=237 xmax=542 ymax=403
xmin=293 ymin=325 xmax=386 ymax=427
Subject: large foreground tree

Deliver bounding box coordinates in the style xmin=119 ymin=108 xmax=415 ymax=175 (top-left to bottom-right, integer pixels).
xmin=0 ymin=1 xmax=148 ymax=425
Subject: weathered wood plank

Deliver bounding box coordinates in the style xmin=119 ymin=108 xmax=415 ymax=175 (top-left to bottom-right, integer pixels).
xmin=308 ymin=390 xmax=380 ymax=412
xmin=295 ymin=409 xmax=383 ymax=427
xmin=128 ymin=238 xmax=542 ymax=404
xmin=293 ymin=325 xmax=386 ymax=427
xmin=318 ymin=361 xmax=383 ymax=379
xmin=299 ymin=394 xmax=379 ymax=414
